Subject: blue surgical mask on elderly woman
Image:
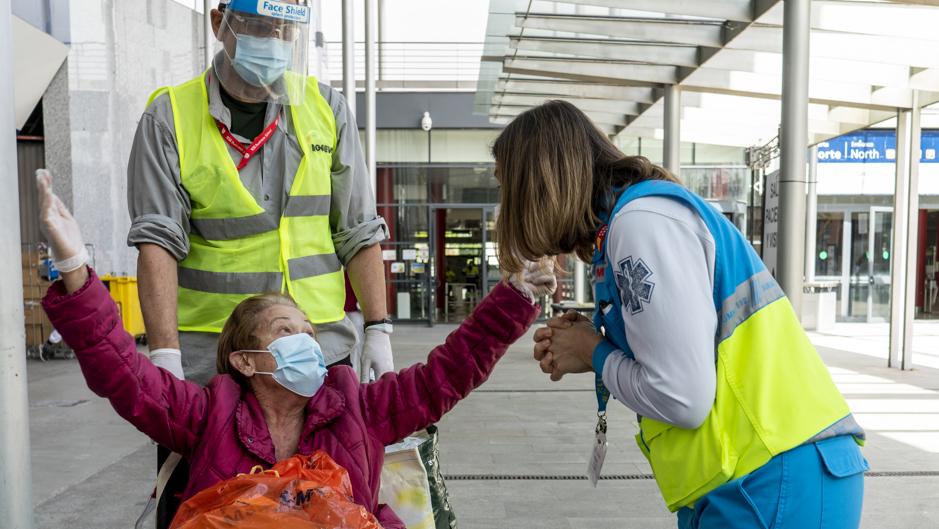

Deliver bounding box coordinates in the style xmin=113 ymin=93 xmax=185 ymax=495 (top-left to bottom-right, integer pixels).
xmin=248 ymin=333 xmax=327 ymax=397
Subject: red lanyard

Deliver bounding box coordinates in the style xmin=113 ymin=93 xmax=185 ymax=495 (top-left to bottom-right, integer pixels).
xmin=216 ymin=115 xmax=280 ymax=171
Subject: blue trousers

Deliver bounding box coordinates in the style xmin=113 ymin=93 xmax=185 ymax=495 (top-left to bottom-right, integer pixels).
xmin=677 ymin=436 xmax=868 ymax=529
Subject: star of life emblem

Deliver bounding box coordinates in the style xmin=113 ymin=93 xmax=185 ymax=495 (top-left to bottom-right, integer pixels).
xmin=614 ymin=256 xmax=654 ymax=315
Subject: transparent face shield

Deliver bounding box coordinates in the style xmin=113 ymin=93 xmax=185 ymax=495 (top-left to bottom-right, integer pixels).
xmin=214 ymin=0 xmax=311 ymax=105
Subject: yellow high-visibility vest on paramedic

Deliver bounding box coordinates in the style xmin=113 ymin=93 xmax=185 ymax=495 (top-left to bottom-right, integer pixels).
xmin=592 ymin=180 xmax=860 ymax=511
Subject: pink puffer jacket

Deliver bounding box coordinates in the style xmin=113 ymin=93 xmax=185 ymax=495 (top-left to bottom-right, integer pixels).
xmin=42 ymin=269 xmax=538 ymax=529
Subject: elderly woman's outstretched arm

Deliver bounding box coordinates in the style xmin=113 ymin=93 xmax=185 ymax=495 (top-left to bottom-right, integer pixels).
xmin=360 ymin=261 xmax=554 ymax=446
xmin=37 ymin=169 xmax=207 ymax=457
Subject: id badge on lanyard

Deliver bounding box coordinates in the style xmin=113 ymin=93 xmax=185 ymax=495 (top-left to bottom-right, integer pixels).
xmin=588 ymin=375 xmax=610 ymax=487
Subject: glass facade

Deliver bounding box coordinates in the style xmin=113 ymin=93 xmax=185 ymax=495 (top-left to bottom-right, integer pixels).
xmin=847 ymin=209 xmax=893 ymax=321
xmin=376 ymin=163 xmax=500 ymax=323
xmin=372 ymin=130 xmax=749 ymax=323
xmin=813 ymin=204 xmax=939 ymax=322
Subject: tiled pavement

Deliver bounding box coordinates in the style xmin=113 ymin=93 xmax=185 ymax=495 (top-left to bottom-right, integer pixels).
xmin=27 ymin=321 xmax=939 ymax=528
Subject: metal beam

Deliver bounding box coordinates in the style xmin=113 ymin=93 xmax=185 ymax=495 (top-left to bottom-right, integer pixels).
xmin=492 ymin=93 xmax=642 ymax=115
xmin=203 ymin=0 xmax=213 ymax=71
xmin=777 ymin=0 xmax=810 ymax=314
xmin=902 ymin=92 xmax=922 ymax=370
xmin=365 ymin=0 xmax=377 ymax=188
xmin=709 ymin=48 xmax=914 ymax=88
xmin=496 ymin=79 xmax=658 ymax=103
xmin=874 ymin=0 xmax=939 ymax=6
xmin=498 ymin=57 xmax=916 ymax=110
xmin=683 ymin=68 xmax=915 ymax=110
xmin=509 ymin=36 xmax=701 ymax=67
xmin=504 ymin=57 xmax=678 ymax=86
xmin=733 ymin=25 xmax=939 ymax=69
xmin=663 ymin=85 xmax=681 ymax=174
xmin=641 ymin=103 xmax=847 ymax=140
xmin=620 ymin=125 xmax=769 ymax=148
xmin=0 ymin=1 xmax=34 ymax=526
xmin=341 ymin=0 xmax=356 ymax=116
xmin=574 ymin=260 xmax=586 ymax=303
xmin=503 ymin=40 xmax=916 ymax=93
xmin=491 ymin=115 xmax=618 ymax=135
xmin=827 ymin=106 xmax=876 ymax=127
xmin=910 ymin=67 xmax=939 ymax=92
xmin=544 ymin=0 xmax=756 ymax=22
xmin=515 ymin=13 xmax=725 ymax=47
xmin=484 ymin=0 xmax=936 ymax=150
xmin=760 ymin=1 xmax=939 ymax=42
xmin=889 ymin=108 xmax=912 ymax=369
xmin=805 ymin=145 xmax=818 ymax=283
xmin=490 ymin=107 xmax=629 ymax=127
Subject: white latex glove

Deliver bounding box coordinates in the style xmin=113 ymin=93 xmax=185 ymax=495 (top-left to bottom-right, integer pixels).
xmin=36 ymin=169 xmax=88 ymax=272
xmin=508 ymin=259 xmax=558 ymax=302
xmin=150 ymin=348 xmax=185 ymax=380
xmin=359 ymin=328 xmax=394 ymax=383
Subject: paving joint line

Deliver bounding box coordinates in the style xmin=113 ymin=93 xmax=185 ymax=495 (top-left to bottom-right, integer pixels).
xmin=474 ymin=389 xmax=594 ymax=393
xmin=444 ymin=471 xmax=939 ymax=481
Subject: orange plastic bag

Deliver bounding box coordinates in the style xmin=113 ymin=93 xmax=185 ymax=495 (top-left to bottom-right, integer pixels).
xmin=170 ymin=451 xmax=383 ymax=529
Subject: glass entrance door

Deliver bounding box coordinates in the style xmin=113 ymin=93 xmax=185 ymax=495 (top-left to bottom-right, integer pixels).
xmin=848 ymin=207 xmax=893 ymax=321
xmin=379 ymin=205 xmax=432 ymax=321
xmin=429 ymin=206 xmax=497 ymax=324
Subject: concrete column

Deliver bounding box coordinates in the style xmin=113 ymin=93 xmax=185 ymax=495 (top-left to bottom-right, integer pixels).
xmin=574 ymin=260 xmax=586 ymax=303
xmin=0 ymin=1 xmax=35 ymax=526
xmin=663 ymin=85 xmax=681 ymax=176
xmin=805 ymin=145 xmax=818 ymax=283
xmin=777 ymin=0 xmax=811 ymax=315
xmin=341 ymin=0 xmax=356 ymax=116
xmin=889 ymin=109 xmax=912 ymax=368
xmin=902 ymin=93 xmax=922 ymax=370
xmin=365 ymin=0 xmax=377 ymax=190
xmin=203 ymin=0 xmax=213 ymax=71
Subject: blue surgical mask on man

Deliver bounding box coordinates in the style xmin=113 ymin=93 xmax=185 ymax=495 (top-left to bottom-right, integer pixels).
xmin=232 ymin=34 xmax=293 ymax=87
xmin=252 ymin=333 xmax=327 ymax=397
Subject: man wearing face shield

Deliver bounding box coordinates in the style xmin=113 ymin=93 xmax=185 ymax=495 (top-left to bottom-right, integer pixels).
xmin=125 ymin=1 xmax=393 ymax=525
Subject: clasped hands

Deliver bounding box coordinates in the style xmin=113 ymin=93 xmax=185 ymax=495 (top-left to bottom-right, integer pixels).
xmin=533 ymin=311 xmax=603 ymax=381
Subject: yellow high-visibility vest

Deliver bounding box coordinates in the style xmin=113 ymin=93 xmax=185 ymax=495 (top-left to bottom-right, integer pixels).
xmin=593 ymin=180 xmax=859 ymax=511
xmin=148 ymin=72 xmax=345 ymax=332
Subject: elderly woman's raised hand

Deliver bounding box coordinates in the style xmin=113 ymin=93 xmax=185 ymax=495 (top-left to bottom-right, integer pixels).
xmin=507 ymin=258 xmax=557 ymax=302
xmin=36 ymin=169 xmax=88 ymax=291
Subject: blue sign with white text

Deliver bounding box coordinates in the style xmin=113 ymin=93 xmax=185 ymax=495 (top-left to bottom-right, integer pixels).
xmin=817 ymin=129 xmax=939 ymax=164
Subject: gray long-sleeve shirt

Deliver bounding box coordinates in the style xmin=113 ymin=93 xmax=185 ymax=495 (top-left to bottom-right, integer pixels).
xmin=126 ymin=69 xmax=387 ymax=263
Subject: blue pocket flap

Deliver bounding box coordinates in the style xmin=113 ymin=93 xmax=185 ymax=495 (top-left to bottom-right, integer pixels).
xmin=816 ymin=436 xmax=870 ymax=478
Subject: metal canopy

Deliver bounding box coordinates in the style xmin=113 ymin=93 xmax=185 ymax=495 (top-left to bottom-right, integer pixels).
xmin=478 ymin=0 xmax=939 ymax=147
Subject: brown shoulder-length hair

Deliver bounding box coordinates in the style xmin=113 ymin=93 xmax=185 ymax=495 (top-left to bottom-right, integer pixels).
xmin=216 ymin=292 xmax=299 ymax=385
xmin=492 ymin=100 xmax=680 ymax=274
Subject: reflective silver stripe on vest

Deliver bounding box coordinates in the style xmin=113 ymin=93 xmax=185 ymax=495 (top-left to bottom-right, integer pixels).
xmin=179 ymin=267 xmax=284 ymax=294
xmin=284 ymin=195 xmax=331 ymax=217
xmin=191 ymin=196 xmax=330 ymax=239
xmin=806 ymin=414 xmax=866 ymax=444
xmin=718 ymin=269 xmax=785 ymax=342
xmin=191 ymin=212 xmax=279 ymax=241
xmin=288 ymin=253 xmax=342 ymax=281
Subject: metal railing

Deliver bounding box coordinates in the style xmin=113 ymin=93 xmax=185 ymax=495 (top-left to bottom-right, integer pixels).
xmin=67 ymin=42 xmax=200 ymax=89
xmin=324 ymin=41 xmax=484 ymax=82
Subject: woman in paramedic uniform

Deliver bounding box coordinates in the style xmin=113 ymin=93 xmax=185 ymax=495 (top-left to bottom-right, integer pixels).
xmin=493 ymin=100 xmax=868 ymax=529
